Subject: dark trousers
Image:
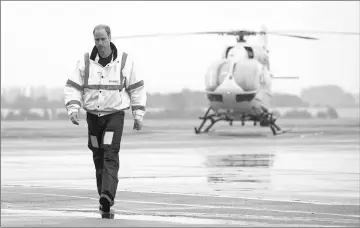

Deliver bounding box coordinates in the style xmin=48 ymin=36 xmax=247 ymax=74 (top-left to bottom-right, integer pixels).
xmin=86 ymin=111 xmax=125 ymax=206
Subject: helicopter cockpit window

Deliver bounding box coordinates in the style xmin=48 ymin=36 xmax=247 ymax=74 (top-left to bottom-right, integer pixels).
xmin=225 ymin=46 xmax=234 ymax=58
xmin=244 ymin=47 xmax=254 ymax=59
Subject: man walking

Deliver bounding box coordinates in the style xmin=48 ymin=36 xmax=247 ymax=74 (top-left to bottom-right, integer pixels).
xmin=64 ymin=24 xmax=146 ymax=218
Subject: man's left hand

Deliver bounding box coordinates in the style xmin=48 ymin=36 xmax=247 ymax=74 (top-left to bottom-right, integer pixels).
xmin=133 ymin=119 xmax=143 ymax=130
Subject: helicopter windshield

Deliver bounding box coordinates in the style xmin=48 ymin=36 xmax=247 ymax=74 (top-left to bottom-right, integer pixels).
xmin=226 ymin=46 xmax=248 ymax=60
xmin=244 ymin=47 xmax=254 ymax=58
xmin=225 ymin=46 xmax=234 ymax=58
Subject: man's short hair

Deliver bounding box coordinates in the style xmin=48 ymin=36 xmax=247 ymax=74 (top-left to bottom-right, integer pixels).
xmin=93 ymin=24 xmax=111 ymax=37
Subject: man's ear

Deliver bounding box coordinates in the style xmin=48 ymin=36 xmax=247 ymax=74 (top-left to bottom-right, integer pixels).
xmin=109 ymin=35 xmax=111 ymax=42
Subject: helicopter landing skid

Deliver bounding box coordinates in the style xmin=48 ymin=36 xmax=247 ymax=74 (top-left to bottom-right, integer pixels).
xmin=259 ymin=112 xmax=287 ymax=135
xmin=194 ymin=107 xmax=229 ymax=134
xmin=194 ymin=108 xmax=288 ymax=136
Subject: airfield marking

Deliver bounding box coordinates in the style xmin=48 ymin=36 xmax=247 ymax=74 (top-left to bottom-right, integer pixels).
xmin=5 ymin=208 xmax=335 ymax=227
xmin=1 ymin=209 xmax=267 ymax=226
xmin=42 ymin=208 xmax=359 ymax=225
xmin=127 ymin=211 xmax=359 ymax=225
xmin=2 ymin=190 xmax=359 ymax=219
xmin=1 ymin=207 xmax=355 ymax=227
xmin=2 ymin=182 xmax=357 ymax=206
xmin=116 ymin=189 xmax=360 ymax=206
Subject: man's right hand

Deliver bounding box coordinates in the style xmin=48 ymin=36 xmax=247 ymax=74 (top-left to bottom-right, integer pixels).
xmin=133 ymin=119 xmax=143 ymax=130
xmin=70 ymin=112 xmax=80 ymax=125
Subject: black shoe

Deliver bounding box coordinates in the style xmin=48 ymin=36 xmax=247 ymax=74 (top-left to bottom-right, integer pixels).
xmin=99 ymin=194 xmax=114 ymax=219
xmin=99 ymin=205 xmax=114 ymax=219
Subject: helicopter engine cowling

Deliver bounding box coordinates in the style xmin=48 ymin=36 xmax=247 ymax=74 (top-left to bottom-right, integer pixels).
xmin=205 ymin=58 xmax=264 ymax=92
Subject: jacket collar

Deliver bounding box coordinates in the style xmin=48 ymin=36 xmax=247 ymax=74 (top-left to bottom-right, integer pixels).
xmin=90 ymin=42 xmax=118 ymax=61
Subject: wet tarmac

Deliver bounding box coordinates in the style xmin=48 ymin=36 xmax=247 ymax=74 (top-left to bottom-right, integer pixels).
xmin=1 ymin=119 xmax=360 ymax=227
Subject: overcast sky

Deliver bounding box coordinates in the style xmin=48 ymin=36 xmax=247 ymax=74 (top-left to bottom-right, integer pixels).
xmin=1 ymin=1 xmax=359 ymax=95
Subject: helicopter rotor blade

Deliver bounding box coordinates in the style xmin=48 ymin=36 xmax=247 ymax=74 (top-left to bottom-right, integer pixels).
xmin=112 ymin=30 xmax=263 ymax=40
xmin=267 ymin=32 xmax=319 ymax=40
xmin=112 ymin=31 xmax=228 ymax=39
xmin=265 ymin=30 xmax=360 ymax=40
xmin=112 ymin=29 xmax=359 ymax=40
xmin=267 ymin=30 xmax=360 ymax=36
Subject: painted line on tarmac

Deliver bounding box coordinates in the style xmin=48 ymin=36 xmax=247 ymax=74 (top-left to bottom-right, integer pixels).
xmin=1 ymin=208 xmax=349 ymax=227
xmin=1 ymin=208 xmax=347 ymax=227
xmin=50 ymin=208 xmax=358 ymax=226
xmin=121 ymin=189 xmax=360 ymax=207
xmin=139 ymin=207 xmax=196 ymax=211
xmin=3 ymin=183 xmax=357 ymax=207
xmin=0 ymin=208 xmax=270 ymax=226
xmin=2 ymin=191 xmax=359 ymax=219
xmin=118 ymin=199 xmax=360 ymax=219
xmin=141 ymin=211 xmax=359 ymax=225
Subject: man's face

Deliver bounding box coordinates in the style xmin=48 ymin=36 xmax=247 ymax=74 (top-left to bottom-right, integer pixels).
xmin=94 ymin=29 xmax=111 ymax=53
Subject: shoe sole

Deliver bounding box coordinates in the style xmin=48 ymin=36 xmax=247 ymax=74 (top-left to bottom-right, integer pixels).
xmin=101 ymin=212 xmax=114 ymax=219
xmin=99 ymin=205 xmax=114 ymax=219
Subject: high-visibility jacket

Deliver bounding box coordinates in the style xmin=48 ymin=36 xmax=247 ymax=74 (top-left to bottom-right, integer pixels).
xmin=64 ymin=42 xmax=146 ymax=121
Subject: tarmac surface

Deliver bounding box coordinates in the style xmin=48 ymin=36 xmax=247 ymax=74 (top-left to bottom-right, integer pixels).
xmin=1 ymin=118 xmax=360 ymax=227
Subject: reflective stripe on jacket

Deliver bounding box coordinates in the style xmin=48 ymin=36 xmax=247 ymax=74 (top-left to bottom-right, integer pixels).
xmin=64 ymin=42 xmax=146 ymax=120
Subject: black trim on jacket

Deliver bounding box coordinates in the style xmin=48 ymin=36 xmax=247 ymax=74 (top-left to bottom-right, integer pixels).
xmin=90 ymin=42 xmax=118 ymax=61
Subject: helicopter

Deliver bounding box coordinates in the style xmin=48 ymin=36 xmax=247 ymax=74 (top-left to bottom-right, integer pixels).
xmin=113 ymin=27 xmax=359 ymax=135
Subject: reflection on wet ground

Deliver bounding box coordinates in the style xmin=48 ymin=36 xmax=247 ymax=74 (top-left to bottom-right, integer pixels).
xmin=1 ymin=119 xmax=360 ymax=226
xmin=206 ymin=154 xmax=274 ymax=186
xmin=207 ymin=153 xmax=275 ymax=168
